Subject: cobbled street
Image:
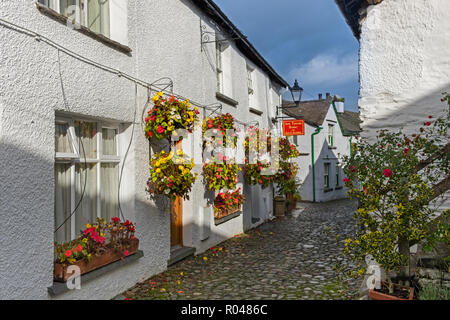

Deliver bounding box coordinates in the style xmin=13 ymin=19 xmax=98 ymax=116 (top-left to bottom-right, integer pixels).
xmin=123 ymin=199 xmax=360 ymax=300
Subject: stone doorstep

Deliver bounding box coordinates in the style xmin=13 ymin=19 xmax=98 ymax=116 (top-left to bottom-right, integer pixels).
xmin=168 ymin=246 xmax=196 ymax=266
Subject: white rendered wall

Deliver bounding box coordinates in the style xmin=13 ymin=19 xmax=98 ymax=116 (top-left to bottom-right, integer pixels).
xmin=359 ymin=0 xmax=450 ymax=140
xmin=0 ymin=0 xmax=284 ymax=299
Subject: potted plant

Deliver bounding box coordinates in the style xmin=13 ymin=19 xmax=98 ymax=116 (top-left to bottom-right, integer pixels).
xmin=54 ymin=217 xmax=138 ymax=282
xmin=213 ymin=188 xmax=246 ymax=220
xmin=147 ymin=149 xmax=197 ymax=200
xmin=341 ymin=95 xmax=449 ymax=300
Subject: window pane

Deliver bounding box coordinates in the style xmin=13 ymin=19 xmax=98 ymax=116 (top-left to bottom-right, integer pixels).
xmin=55 ymin=163 xmax=72 ymax=243
xmin=101 ymin=163 xmax=119 ymax=221
xmin=75 ymin=121 xmax=97 ymax=159
xmin=102 ymin=128 xmax=117 ymax=156
xmin=88 ymin=0 xmax=110 ymax=37
xmin=39 ymin=0 xmax=54 ymax=9
xmin=60 ymin=0 xmax=78 ymax=17
xmin=75 ymin=163 xmax=97 ymax=234
xmin=55 ymin=123 xmax=73 ymax=154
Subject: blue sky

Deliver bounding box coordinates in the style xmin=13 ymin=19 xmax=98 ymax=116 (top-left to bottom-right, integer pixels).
xmin=214 ymin=0 xmax=360 ymax=111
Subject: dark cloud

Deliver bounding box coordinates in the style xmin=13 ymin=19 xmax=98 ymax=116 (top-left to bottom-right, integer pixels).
xmin=214 ymin=0 xmax=360 ymax=110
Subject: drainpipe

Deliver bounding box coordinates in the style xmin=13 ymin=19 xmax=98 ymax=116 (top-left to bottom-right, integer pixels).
xmin=311 ymin=126 xmax=322 ymax=202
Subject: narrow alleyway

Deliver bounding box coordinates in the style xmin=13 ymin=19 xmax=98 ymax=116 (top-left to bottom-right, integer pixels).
xmin=123 ymin=199 xmax=360 ymax=300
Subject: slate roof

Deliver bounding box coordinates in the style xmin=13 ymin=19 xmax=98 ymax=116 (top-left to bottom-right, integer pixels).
xmin=282 ymin=99 xmax=333 ymax=127
xmin=337 ymin=111 xmax=362 ymax=136
xmin=282 ymin=99 xmax=362 ymax=136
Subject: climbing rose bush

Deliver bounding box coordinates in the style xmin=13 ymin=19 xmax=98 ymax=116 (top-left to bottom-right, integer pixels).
xmin=147 ymin=150 xmax=197 ymax=200
xmin=342 ymin=94 xmax=450 ymax=281
xmin=144 ymin=92 xmax=200 ymax=140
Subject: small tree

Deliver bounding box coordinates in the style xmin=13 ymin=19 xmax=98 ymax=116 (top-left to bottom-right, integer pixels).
xmin=342 ymin=94 xmax=449 ymax=292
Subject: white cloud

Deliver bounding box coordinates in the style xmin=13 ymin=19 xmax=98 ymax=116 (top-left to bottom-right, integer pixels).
xmin=290 ymin=53 xmax=358 ymax=87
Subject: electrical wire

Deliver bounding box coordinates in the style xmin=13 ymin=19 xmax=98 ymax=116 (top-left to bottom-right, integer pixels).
xmin=0 ymin=17 xmax=214 ymax=111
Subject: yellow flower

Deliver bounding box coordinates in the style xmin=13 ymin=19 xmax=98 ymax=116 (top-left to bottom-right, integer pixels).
xmin=68 ymin=258 xmax=76 ymax=264
xmin=86 ymin=224 xmax=92 ymax=228
xmin=177 ymin=149 xmax=184 ymax=156
xmin=82 ymin=238 xmax=88 ymax=243
xmin=156 ymin=168 xmax=161 ymax=173
xmin=357 ymin=269 xmax=365 ymax=276
xmin=180 ymin=272 xmax=184 ymax=276
xmin=179 ymin=165 xmax=185 ymax=171
xmin=203 ymin=257 xmax=208 ymax=261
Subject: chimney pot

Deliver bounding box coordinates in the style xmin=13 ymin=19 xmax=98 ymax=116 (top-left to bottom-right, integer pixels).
xmin=318 ymin=93 xmax=323 ymax=100
xmin=326 ymin=92 xmax=330 ymax=99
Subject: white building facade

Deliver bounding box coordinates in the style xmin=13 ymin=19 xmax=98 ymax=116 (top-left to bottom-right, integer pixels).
xmin=282 ymin=98 xmax=360 ymax=202
xmin=0 ymin=0 xmax=288 ymax=299
xmin=336 ymin=0 xmax=450 ymax=139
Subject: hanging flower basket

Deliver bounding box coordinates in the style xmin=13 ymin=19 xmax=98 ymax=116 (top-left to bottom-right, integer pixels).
xmin=279 ymin=137 xmax=300 ymax=160
xmin=243 ymin=160 xmax=274 ymax=189
xmin=202 ymin=162 xmax=240 ymax=191
xmin=214 ymin=188 xmax=245 ymax=220
xmin=54 ymin=218 xmax=138 ymax=282
xmin=148 ymin=150 xmax=197 ymax=200
xmin=144 ymin=92 xmax=200 ymax=140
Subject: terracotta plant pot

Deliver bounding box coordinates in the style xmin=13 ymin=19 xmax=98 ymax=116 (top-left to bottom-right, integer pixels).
xmin=286 ymin=193 xmax=297 ymax=212
xmin=369 ymin=281 xmax=414 ymax=300
xmin=54 ymin=238 xmax=139 ymax=282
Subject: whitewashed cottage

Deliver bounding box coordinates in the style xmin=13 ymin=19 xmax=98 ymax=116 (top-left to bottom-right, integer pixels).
xmin=282 ymin=96 xmax=361 ymax=202
xmin=0 ymin=0 xmax=288 ymax=299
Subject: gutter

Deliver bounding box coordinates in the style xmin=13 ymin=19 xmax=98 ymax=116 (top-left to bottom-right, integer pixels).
xmin=311 ymin=126 xmax=323 ymax=202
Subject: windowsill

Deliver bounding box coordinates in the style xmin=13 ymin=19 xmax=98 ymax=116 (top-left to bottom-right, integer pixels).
xmin=216 ymin=92 xmax=239 ymax=106
xmin=36 ymin=3 xmax=132 ymax=55
xmin=298 ymin=153 xmax=310 ymax=156
xmin=249 ymin=107 xmax=263 ymax=116
xmin=48 ymin=250 xmax=144 ymax=297
xmin=214 ymin=211 xmax=242 ymax=226
xmin=324 ymin=188 xmax=333 ymax=193
xmin=328 ymin=146 xmax=337 ymax=150
xmin=335 ymin=186 xmax=343 ymax=190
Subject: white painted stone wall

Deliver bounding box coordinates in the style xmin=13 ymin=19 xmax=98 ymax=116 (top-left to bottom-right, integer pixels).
xmin=359 ymin=0 xmax=450 ymax=139
xmin=0 ymin=0 xmax=283 ymax=299
xmin=290 ymin=106 xmax=352 ymax=202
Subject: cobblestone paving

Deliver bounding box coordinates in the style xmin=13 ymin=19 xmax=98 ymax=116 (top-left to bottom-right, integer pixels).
xmin=123 ymin=199 xmax=360 ymax=300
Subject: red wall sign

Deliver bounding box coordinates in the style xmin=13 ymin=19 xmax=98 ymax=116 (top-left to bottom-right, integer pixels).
xmin=283 ymin=120 xmax=305 ymax=136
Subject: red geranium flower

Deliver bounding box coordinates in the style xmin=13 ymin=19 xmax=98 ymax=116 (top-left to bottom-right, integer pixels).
xmin=65 ymin=250 xmax=72 ymax=258
xmin=343 ymin=178 xmax=350 ymax=183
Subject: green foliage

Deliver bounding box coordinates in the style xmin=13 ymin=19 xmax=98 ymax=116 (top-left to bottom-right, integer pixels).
xmin=418 ymin=283 xmax=450 ymax=300
xmin=342 ymin=94 xmax=450 ymax=277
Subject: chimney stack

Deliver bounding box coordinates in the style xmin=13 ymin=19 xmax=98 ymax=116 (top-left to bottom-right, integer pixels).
xmin=326 ymin=92 xmax=330 ymax=99
xmin=318 ymin=93 xmax=323 ymax=100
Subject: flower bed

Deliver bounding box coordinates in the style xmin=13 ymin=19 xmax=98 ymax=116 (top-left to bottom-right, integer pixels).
xmin=148 ymin=150 xmax=197 ymax=200
xmin=214 ymin=188 xmax=245 ymax=220
xmin=144 ymin=92 xmax=200 ymax=140
xmin=54 ymin=217 xmax=138 ymax=282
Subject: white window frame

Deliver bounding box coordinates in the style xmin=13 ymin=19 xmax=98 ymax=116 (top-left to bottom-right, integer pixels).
xmin=39 ymin=0 xmax=110 ymax=37
xmin=216 ymin=40 xmax=224 ymax=93
xmin=328 ymin=124 xmax=334 ymax=147
xmin=324 ymin=163 xmax=330 ymax=188
xmin=247 ymin=66 xmax=254 ymax=95
xmin=55 ymin=116 xmax=120 ymax=241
